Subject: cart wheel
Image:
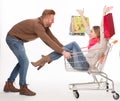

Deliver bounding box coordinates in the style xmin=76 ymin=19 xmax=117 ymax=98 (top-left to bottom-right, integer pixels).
xmin=106 ymin=82 xmax=109 ymax=92
xmin=73 ymin=90 xmax=79 ymax=99
xmin=113 ymin=92 xmax=119 ymax=100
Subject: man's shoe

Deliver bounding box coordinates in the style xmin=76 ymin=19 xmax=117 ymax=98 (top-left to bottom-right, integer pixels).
xmin=3 ymin=81 xmax=19 ymax=92
xmin=20 ymin=85 xmax=36 ymax=96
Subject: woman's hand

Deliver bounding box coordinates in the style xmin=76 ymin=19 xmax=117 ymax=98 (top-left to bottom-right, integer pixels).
xmin=103 ymin=5 xmax=113 ymax=15
xmin=76 ymin=9 xmax=84 ymax=16
xmin=76 ymin=8 xmax=89 ymax=28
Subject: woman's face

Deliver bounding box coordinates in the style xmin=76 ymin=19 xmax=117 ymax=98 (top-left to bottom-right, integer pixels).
xmin=89 ymin=28 xmax=97 ymax=39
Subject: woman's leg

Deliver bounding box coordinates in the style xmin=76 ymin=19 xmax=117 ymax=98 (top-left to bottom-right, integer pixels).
xmin=63 ymin=41 xmax=89 ymax=70
xmin=31 ymin=41 xmax=89 ymax=70
xmin=49 ymin=41 xmax=82 ymax=60
xmin=31 ymin=42 xmax=74 ymax=69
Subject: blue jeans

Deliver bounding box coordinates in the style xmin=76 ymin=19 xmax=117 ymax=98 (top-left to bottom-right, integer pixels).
xmin=49 ymin=41 xmax=89 ymax=70
xmin=6 ymin=35 xmax=29 ymax=86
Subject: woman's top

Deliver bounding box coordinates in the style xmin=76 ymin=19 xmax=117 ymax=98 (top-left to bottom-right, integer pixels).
xmin=88 ymin=38 xmax=99 ymax=49
xmin=85 ymin=26 xmax=108 ymax=68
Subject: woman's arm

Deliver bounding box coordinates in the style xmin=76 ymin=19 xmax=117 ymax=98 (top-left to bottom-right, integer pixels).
xmin=76 ymin=9 xmax=89 ymax=28
xmin=77 ymin=9 xmax=91 ymax=36
xmin=100 ymin=6 xmax=113 ymax=51
xmin=101 ymin=5 xmax=113 ymax=27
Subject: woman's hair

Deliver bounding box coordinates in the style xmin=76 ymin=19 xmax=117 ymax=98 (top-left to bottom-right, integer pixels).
xmin=93 ymin=26 xmax=100 ymax=39
xmin=42 ymin=9 xmax=55 ymax=18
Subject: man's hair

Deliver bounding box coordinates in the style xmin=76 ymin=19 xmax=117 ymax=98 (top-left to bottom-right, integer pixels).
xmin=42 ymin=9 xmax=55 ymax=17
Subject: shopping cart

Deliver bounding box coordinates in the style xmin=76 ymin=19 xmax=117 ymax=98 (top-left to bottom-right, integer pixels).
xmin=64 ymin=40 xmax=119 ymax=100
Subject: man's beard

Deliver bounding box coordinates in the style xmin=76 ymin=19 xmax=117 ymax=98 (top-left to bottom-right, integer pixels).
xmin=45 ymin=22 xmax=52 ymax=27
xmin=47 ymin=24 xmax=52 ymax=27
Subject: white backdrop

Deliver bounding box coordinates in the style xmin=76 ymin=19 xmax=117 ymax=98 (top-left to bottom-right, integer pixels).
xmin=0 ymin=0 xmax=120 ymax=89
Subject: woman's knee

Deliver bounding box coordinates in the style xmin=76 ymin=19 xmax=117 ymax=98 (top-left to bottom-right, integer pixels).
xmin=71 ymin=41 xmax=77 ymax=45
xmin=72 ymin=41 xmax=79 ymax=47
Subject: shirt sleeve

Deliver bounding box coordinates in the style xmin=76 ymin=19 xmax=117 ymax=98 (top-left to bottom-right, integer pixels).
xmin=46 ymin=28 xmax=63 ymax=47
xmin=99 ymin=27 xmax=108 ymax=50
xmin=85 ymin=26 xmax=91 ymax=35
xmin=34 ymin=23 xmax=64 ymax=54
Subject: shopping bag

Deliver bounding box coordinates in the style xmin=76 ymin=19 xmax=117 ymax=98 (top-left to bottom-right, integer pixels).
xmin=103 ymin=13 xmax=115 ymax=38
xmin=69 ymin=16 xmax=89 ymax=35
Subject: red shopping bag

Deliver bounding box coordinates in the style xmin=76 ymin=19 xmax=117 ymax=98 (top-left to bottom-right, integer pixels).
xmin=103 ymin=13 xmax=115 ymax=38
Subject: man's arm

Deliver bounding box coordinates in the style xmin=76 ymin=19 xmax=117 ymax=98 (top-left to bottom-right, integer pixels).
xmin=46 ymin=28 xmax=63 ymax=47
xmin=34 ymin=24 xmax=71 ymax=59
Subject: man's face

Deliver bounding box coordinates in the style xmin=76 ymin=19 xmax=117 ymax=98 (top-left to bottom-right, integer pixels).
xmin=43 ymin=15 xmax=54 ymax=27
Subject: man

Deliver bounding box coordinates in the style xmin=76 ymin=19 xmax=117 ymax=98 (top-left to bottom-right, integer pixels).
xmin=4 ymin=9 xmax=71 ymax=96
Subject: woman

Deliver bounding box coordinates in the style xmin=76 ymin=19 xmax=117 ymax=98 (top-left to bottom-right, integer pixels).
xmin=31 ymin=6 xmax=112 ymax=70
